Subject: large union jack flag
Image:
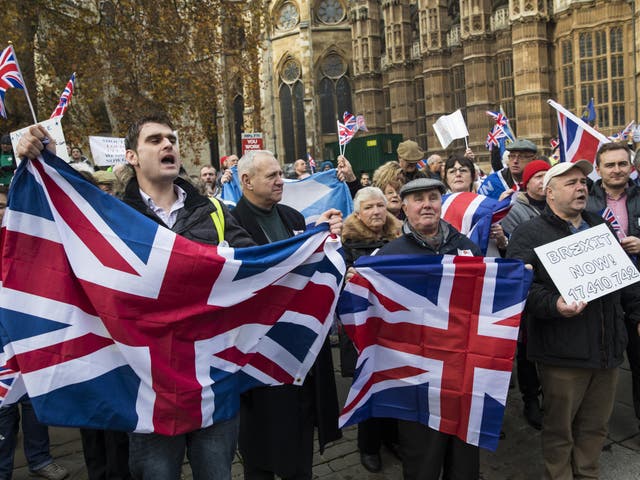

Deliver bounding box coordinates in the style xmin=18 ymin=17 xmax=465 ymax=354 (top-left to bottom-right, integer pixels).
xmin=0 ymin=45 xmax=26 ymax=118
xmin=337 ymin=255 xmax=532 ymax=451
xmin=441 ymin=192 xmax=512 ymax=256
xmin=0 ymin=150 xmax=345 ymax=435
xmin=50 ymin=73 xmax=76 ymax=119
xmin=548 ymin=99 xmax=610 ymax=165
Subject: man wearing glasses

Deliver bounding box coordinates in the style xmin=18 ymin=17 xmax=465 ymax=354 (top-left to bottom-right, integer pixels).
xmin=478 ymin=138 xmax=538 ymax=200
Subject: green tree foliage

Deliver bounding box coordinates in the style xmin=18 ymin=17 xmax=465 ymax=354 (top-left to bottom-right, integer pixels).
xmin=0 ymin=0 xmax=268 ymax=162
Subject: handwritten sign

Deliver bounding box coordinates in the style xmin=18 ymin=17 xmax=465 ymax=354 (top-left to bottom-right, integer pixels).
xmin=89 ymin=136 xmax=126 ymax=166
xmin=534 ymin=223 xmax=640 ymax=303
xmin=10 ymin=118 xmax=69 ymax=163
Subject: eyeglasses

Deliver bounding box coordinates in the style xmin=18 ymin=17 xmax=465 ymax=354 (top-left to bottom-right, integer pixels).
xmin=447 ymin=167 xmax=471 ymax=175
xmin=509 ymin=153 xmax=534 ymax=160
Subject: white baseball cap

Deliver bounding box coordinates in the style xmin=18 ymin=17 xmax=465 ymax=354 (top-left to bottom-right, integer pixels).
xmin=542 ymin=160 xmax=593 ymax=190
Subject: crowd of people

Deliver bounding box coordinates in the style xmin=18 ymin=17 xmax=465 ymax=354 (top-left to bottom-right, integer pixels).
xmin=4 ymin=118 xmax=640 ymax=480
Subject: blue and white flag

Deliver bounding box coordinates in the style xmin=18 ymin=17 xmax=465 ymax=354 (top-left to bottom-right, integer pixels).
xmin=220 ymin=165 xmax=242 ymax=206
xmin=282 ymin=169 xmax=353 ymax=223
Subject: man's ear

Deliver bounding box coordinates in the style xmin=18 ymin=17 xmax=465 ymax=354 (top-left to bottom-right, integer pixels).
xmin=125 ymin=149 xmax=138 ymax=167
xmin=241 ymin=173 xmax=252 ymax=190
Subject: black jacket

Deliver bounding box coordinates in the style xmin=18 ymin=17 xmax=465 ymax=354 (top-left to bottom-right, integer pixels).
xmin=586 ymin=179 xmax=640 ymax=239
xmin=506 ymin=208 xmax=640 ymax=369
xmin=378 ymin=220 xmax=482 ymax=257
xmin=121 ymin=176 xmax=255 ymax=248
xmin=231 ymin=196 xmax=341 ymax=476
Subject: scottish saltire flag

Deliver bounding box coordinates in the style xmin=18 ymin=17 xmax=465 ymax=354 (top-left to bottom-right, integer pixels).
xmin=220 ymin=165 xmax=242 ymax=206
xmin=337 ymin=255 xmax=532 ymax=451
xmin=441 ymin=192 xmax=512 ymax=255
xmin=282 ymin=169 xmax=353 ymax=222
xmin=0 ymin=150 xmax=345 ymax=435
xmin=50 ymin=73 xmax=76 ymax=119
xmin=0 ymin=45 xmax=26 ymax=118
xmin=548 ymin=99 xmax=610 ymax=166
xmin=601 ymin=206 xmax=626 ymax=240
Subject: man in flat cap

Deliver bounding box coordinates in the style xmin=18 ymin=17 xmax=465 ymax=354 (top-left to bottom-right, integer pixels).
xmin=372 ymin=178 xmax=482 ymax=479
xmin=478 ymin=138 xmax=538 ymax=200
xmin=396 ymin=140 xmax=427 ymax=182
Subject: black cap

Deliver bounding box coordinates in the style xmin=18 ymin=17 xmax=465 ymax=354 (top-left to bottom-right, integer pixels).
xmin=399 ymin=178 xmax=446 ymax=198
xmin=0 ymin=135 xmax=10 ymax=145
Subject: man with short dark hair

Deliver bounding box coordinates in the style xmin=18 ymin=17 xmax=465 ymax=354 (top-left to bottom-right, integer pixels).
xmin=199 ymin=165 xmax=217 ymax=196
xmin=232 ymin=149 xmax=342 ymax=480
xmin=18 ymin=115 xmax=255 ymax=480
xmin=478 ymin=138 xmax=537 ymax=199
xmin=507 ymin=159 xmax=640 ymax=479
xmin=586 ymin=142 xmax=640 ymax=427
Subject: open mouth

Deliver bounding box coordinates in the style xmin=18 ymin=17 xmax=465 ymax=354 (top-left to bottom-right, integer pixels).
xmin=161 ymin=155 xmax=176 ymax=165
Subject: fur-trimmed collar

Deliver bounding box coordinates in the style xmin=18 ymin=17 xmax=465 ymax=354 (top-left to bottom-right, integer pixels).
xmin=342 ymin=212 xmax=401 ymax=243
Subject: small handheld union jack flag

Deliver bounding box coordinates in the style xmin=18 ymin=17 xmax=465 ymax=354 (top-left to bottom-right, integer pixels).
xmin=601 ymin=206 xmax=626 ymax=241
xmin=307 ymin=152 xmax=316 ymax=173
xmin=50 ymin=72 xmax=76 ymax=119
xmin=343 ymin=111 xmax=358 ymax=133
xmin=0 ymin=45 xmax=26 ymax=119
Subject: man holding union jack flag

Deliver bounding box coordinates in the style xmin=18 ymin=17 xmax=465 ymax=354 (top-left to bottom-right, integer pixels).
xmin=16 ymin=115 xmax=257 ymax=480
xmin=350 ymin=178 xmax=483 ymax=479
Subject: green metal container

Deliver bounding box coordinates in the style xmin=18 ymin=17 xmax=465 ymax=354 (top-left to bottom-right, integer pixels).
xmin=323 ymin=133 xmax=403 ymax=176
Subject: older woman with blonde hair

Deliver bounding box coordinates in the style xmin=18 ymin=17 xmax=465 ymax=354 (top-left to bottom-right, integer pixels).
xmin=340 ymin=186 xmax=402 ymax=473
xmin=372 ymin=161 xmax=405 ymax=220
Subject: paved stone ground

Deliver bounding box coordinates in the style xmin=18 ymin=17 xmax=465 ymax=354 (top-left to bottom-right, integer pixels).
xmin=10 ymin=350 xmax=640 ymax=479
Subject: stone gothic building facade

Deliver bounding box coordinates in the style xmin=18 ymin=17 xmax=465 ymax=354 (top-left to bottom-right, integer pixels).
xmin=215 ymin=0 xmax=637 ymax=166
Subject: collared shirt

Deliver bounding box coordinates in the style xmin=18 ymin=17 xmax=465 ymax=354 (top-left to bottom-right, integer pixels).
xmin=139 ymin=185 xmax=187 ymax=228
xmin=606 ymin=191 xmax=629 ymax=236
xmin=568 ymin=218 xmax=590 ymax=234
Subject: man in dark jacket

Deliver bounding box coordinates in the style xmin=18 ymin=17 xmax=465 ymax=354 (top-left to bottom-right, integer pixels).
xmin=507 ymin=159 xmax=640 ymax=479
xmin=478 ymin=138 xmax=537 ymax=199
xmin=16 ymin=115 xmax=256 ymax=480
xmin=375 ymin=178 xmax=482 ymax=480
xmin=232 ymin=150 xmax=343 ymax=480
xmin=586 ymin=142 xmax=640 ymax=427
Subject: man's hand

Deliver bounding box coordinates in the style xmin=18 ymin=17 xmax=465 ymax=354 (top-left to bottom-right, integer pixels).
xmin=498 ymin=188 xmax=515 ymax=201
xmin=316 ymin=208 xmax=343 ymax=236
xmin=345 ymin=266 xmax=357 ymax=282
xmin=556 ymin=297 xmax=587 ymax=317
xmin=16 ymin=125 xmax=55 ymax=160
xmin=336 ymin=155 xmax=356 ymax=183
xmin=490 ymin=223 xmax=508 ymax=249
xmin=464 ymin=148 xmax=475 ymax=161
xmin=220 ymin=169 xmax=233 ymax=185
xmin=621 ymin=236 xmax=640 ymax=255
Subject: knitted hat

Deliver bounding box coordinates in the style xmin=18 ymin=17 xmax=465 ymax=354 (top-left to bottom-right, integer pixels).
xmin=521 ymin=160 xmax=551 ymax=189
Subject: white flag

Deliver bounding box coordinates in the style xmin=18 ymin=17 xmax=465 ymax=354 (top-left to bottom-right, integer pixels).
xmin=432 ymin=109 xmax=469 ymax=149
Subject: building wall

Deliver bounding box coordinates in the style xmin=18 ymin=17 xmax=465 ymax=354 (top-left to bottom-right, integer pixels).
xmin=243 ymin=0 xmax=637 ymax=165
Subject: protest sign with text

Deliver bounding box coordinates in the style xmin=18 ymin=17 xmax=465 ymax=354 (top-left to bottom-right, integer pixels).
xmin=89 ymin=136 xmax=126 ymax=166
xmin=11 ymin=118 xmax=69 ymax=163
xmin=534 ymin=223 xmax=640 ymax=304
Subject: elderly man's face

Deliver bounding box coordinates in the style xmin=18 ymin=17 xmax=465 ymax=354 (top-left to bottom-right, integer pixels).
xmin=402 ymin=189 xmax=442 ymax=236
xmin=245 ymin=154 xmax=285 ymax=209
xmin=225 ymin=155 xmax=239 ymax=168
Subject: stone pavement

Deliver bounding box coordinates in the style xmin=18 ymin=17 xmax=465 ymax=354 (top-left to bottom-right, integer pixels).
xmin=10 ymin=350 xmax=640 ymax=479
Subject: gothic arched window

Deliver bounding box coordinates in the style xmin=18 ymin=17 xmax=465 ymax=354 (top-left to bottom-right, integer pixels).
xmin=318 ymin=53 xmax=353 ymax=134
xmin=279 ymin=58 xmax=307 ymax=162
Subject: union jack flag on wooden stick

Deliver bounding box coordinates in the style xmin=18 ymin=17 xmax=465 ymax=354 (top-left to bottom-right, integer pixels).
xmin=0 ymin=45 xmax=25 ymax=119
xmin=50 ymin=73 xmax=76 ymax=119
